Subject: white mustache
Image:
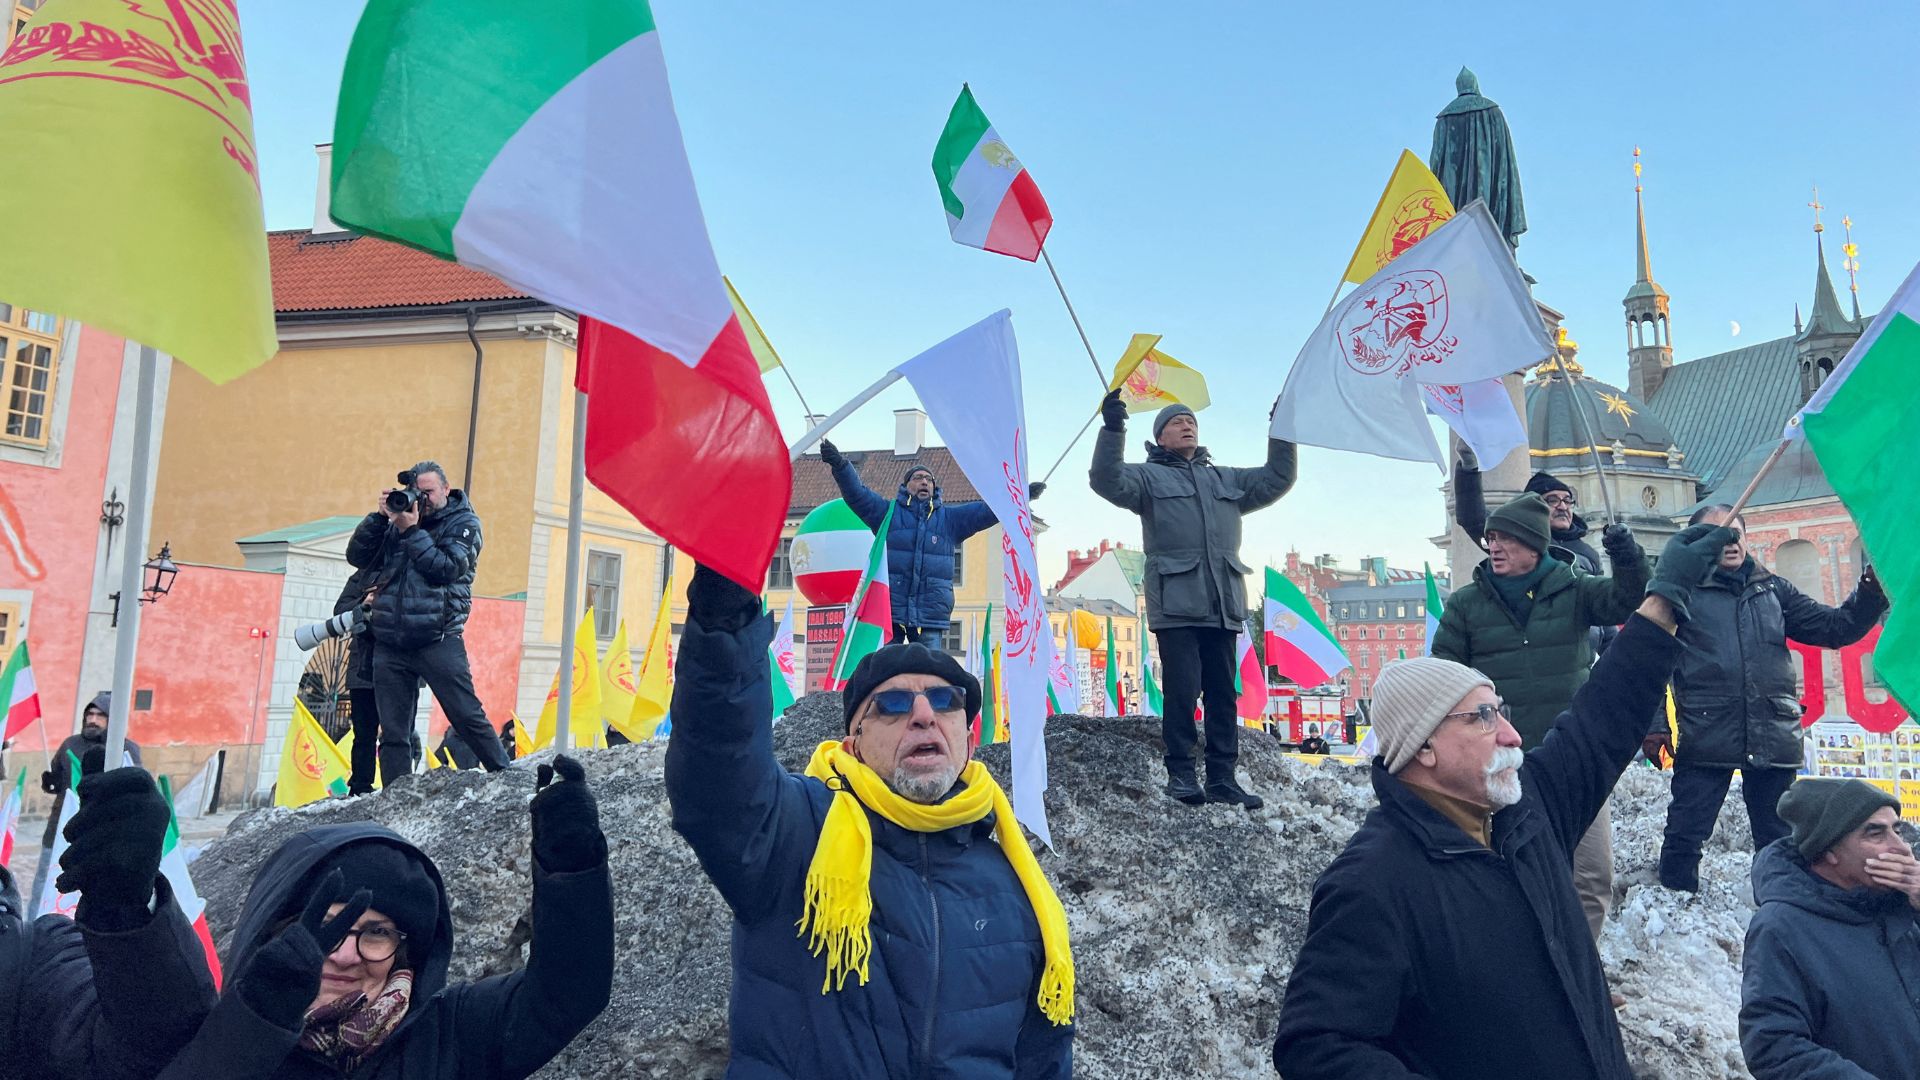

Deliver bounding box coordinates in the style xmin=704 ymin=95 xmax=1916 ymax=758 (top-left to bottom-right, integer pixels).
xmin=1485 ymin=747 xmax=1524 ymax=777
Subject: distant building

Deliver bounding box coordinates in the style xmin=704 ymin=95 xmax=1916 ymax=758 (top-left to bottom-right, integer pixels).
xmin=1326 ymin=581 xmax=1437 ymax=707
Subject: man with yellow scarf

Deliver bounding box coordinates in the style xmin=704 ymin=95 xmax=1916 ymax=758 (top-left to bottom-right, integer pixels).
xmin=666 ymin=565 xmax=1074 ymax=1077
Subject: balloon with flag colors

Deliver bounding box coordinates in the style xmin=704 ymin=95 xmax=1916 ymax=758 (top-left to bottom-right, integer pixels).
xmin=791 ymin=499 xmax=876 ymax=606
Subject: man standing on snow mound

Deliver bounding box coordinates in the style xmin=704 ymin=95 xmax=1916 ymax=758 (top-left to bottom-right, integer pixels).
xmin=1089 ymin=389 xmax=1296 ymax=810
xmin=1739 ymin=778 xmax=1920 ymax=1078
xmin=1273 ymin=522 xmax=1734 ymax=1080
xmin=818 ymin=439 xmax=1044 ymax=647
xmin=665 ymin=564 xmax=1073 ymax=1078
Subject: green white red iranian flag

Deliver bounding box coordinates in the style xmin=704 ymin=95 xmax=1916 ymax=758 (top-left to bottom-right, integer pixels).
xmin=932 ymin=85 xmax=1053 ymax=261
xmin=1235 ymin=630 xmax=1265 ymax=721
xmin=1264 ymin=567 xmax=1349 ymax=687
xmin=157 ymin=776 xmax=222 ymax=988
xmin=330 ymin=0 xmax=787 ymax=588
xmin=1103 ymin=617 xmax=1123 ymax=716
xmin=1424 ymin=563 xmax=1445 ymax=657
xmin=0 ymin=642 xmax=39 ymax=741
xmin=828 ymin=503 xmax=896 ymax=690
xmin=0 ymin=768 xmax=21 ymax=868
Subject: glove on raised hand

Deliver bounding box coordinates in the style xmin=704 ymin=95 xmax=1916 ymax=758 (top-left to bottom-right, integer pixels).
xmin=57 ymin=766 xmax=171 ymax=921
xmin=818 ymin=439 xmax=845 ymax=470
xmin=1601 ymin=523 xmax=1640 ymax=564
xmin=687 ymin=562 xmax=761 ymax=635
xmin=1027 ymin=481 xmax=1046 ymax=502
xmin=1456 ymin=443 xmax=1480 ymax=471
xmin=1648 ymin=522 xmax=1740 ymax=623
xmin=236 ymin=869 xmax=372 ymax=1031
xmin=1100 ymin=389 xmax=1127 ymax=433
xmin=531 ymin=755 xmax=606 ymax=874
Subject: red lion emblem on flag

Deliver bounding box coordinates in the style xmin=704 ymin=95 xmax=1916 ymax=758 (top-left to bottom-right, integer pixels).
xmin=1371 ymin=190 xmax=1452 ymax=270
xmin=1343 ymin=269 xmax=1459 ymax=378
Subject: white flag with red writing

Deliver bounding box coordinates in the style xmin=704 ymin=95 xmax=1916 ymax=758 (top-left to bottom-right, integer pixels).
xmin=893 ymin=310 xmax=1051 ymax=847
xmin=1420 ymin=378 xmax=1526 ymax=466
xmin=1271 ymin=200 xmax=1552 ymax=468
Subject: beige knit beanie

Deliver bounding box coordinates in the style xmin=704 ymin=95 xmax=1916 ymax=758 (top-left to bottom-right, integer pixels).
xmin=1371 ymin=656 xmax=1495 ymax=773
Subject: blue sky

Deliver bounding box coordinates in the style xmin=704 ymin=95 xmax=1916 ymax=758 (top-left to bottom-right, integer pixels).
xmin=240 ymin=1 xmax=1920 ymax=583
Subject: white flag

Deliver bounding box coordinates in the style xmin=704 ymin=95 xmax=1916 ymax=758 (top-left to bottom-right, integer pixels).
xmin=1272 ymin=200 xmax=1553 ymax=468
xmin=771 ymin=597 xmax=801 ymax=700
xmin=1420 ymin=378 xmax=1526 ymax=466
xmin=173 ymin=752 xmax=222 ymax=821
xmin=1047 ymin=635 xmax=1080 ymax=715
xmin=895 ymin=310 xmax=1052 ymax=848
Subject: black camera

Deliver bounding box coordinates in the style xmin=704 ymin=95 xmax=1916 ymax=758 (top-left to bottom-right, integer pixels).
xmin=385 ymin=468 xmax=421 ymax=514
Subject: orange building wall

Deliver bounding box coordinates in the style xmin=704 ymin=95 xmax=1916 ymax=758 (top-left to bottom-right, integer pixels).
xmin=427 ymin=595 xmax=524 ymax=738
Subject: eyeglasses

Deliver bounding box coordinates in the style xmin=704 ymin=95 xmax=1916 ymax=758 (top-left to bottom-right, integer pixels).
xmin=338 ymin=924 xmax=406 ymax=962
xmin=1540 ymin=494 xmax=1578 ymax=508
xmin=866 ymin=685 xmax=967 ymax=719
xmin=1441 ymin=702 xmax=1512 ymax=732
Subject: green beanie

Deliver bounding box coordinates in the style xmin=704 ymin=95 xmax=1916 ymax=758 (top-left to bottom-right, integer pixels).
xmin=1485 ymin=493 xmax=1552 ymax=555
xmin=1777 ymin=778 xmax=1901 ymax=860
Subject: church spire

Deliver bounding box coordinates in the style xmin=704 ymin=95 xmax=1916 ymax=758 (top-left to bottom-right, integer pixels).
xmin=1623 ymin=147 xmax=1672 ymax=401
xmin=1633 ymin=147 xmax=1655 ymax=285
xmin=1803 ymin=185 xmax=1853 ymax=338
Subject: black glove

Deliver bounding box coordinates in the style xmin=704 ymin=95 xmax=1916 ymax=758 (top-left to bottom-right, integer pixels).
xmin=1457 ymin=442 xmax=1480 ymax=471
xmin=1100 ymin=389 xmax=1127 ymax=432
xmin=57 ymin=766 xmax=171 ymax=919
xmin=1601 ymin=523 xmax=1639 ymax=564
xmin=1027 ymin=481 xmax=1046 ymax=502
xmin=1647 ymin=523 xmax=1740 ymax=623
xmin=687 ymin=562 xmax=761 ymax=634
xmin=39 ymin=769 xmax=54 ymax=795
xmin=531 ymin=755 xmax=605 ymax=874
xmin=818 ymin=438 xmax=845 ymax=470
xmin=235 ymin=869 xmax=371 ymax=1031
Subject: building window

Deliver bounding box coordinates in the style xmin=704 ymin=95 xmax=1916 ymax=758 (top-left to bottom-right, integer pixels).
xmin=0 ymin=305 xmax=61 ymax=447
xmin=1376 ymin=604 xmax=1385 ymax=618
xmin=951 ymin=538 xmax=965 ymax=588
xmin=585 ymin=550 xmax=621 ymax=638
xmin=0 ymin=602 xmax=19 ymax=655
xmin=1338 ymin=627 xmax=1347 ymax=640
xmin=1398 ymin=627 xmax=1407 ymax=639
xmin=1359 ymin=652 xmax=1369 ymax=668
xmin=1416 ymin=603 xmax=1425 ymax=617
xmin=940 ymin=622 xmax=966 ymax=655
xmin=767 ymin=536 xmax=794 ymax=590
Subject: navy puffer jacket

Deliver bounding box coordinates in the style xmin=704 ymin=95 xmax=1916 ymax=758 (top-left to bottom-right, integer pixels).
xmin=346 ymin=492 xmax=484 ymax=651
xmin=665 ymin=605 xmax=1072 ymax=1078
xmin=833 ymin=463 xmax=999 ymax=631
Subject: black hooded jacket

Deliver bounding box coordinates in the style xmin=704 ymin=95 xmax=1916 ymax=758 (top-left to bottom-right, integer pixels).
xmin=0 ymin=866 xmax=216 ymax=1080
xmin=154 ymin=822 xmax=612 ymax=1080
xmin=346 ymin=492 xmax=484 ymax=652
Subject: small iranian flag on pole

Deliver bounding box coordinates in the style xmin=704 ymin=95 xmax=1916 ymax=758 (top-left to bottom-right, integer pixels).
xmin=1235 ymin=630 xmax=1266 ymax=722
xmin=0 ymin=642 xmax=40 ymax=741
xmin=156 ymin=776 xmax=222 ymax=989
xmin=829 ymin=503 xmax=897 ymax=690
xmin=35 ymin=752 xmax=82 ymax=917
xmin=932 ymin=85 xmax=1053 ymax=262
xmin=769 ymin=597 xmax=799 ymax=721
xmin=1103 ymin=617 xmax=1123 ymax=716
xmin=1424 ymin=563 xmax=1446 ymax=657
xmin=0 ymin=768 xmax=22 ymax=867
xmin=1141 ymin=633 xmax=1164 ymax=716
xmin=1263 ymin=568 xmax=1349 ymax=688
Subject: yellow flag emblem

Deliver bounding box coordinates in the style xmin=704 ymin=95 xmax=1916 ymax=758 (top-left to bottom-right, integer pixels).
xmin=1107 ymin=334 xmax=1209 ymax=415
xmin=1340 ymin=149 xmax=1456 ymax=285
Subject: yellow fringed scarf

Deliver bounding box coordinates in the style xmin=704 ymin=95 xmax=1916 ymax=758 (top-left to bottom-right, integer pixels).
xmin=799 ymin=741 xmax=1075 ymax=1026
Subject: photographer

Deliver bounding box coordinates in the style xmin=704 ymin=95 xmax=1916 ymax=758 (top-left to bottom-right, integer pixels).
xmin=346 ymin=461 xmax=507 ymax=785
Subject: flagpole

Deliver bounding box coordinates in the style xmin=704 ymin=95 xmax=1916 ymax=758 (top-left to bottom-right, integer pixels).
xmin=556 ymin=388 xmax=588 ymax=752
xmin=1038 ymin=248 xmax=1112 ymax=389
xmin=789 ymin=370 xmax=903 ymax=461
xmin=1725 ymin=438 xmax=1791 ymax=520
xmin=1548 ymin=354 xmax=1619 ymax=523
xmin=103 ymin=345 xmax=158 ymax=766
xmin=778 ymin=364 xmax=818 ymax=425
xmin=1039 ymin=410 xmax=1100 ymax=485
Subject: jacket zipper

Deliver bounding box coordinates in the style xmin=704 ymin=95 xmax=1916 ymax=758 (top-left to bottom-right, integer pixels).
xmin=918 ymin=833 xmax=942 ymax=1078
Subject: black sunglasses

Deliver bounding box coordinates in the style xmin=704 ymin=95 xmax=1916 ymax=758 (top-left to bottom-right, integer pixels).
xmin=867 ymin=685 xmax=967 ymax=718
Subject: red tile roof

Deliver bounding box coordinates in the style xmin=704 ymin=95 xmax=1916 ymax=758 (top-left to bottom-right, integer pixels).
xmin=790 ymin=446 xmax=982 ymax=516
xmin=269 ymin=229 xmax=531 ymax=313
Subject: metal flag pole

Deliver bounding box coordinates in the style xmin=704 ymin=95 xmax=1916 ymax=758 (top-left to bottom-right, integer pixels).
xmin=1040 ymin=411 xmax=1100 ymax=485
xmin=778 ymin=364 xmax=817 ymax=425
xmin=555 ymin=388 xmax=588 ymax=751
xmin=1725 ymin=438 xmax=1792 ymax=520
xmin=1548 ymin=354 xmax=1619 ymax=523
xmin=789 ymin=370 xmax=903 ymax=461
xmin=1038 ymin=248 xmax=1112 ymax=389
xmin=103 ymin=345 xmax=158 ymax=766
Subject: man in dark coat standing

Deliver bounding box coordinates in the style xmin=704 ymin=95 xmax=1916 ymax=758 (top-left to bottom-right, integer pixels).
xmin=1453 ymin=452 xmax=1615 ymax=654
xmin=1274 ymin=523 xmax=1732 ymax=1080
xmin=1089 ymin=392 xmax=1296 ymax=809
xmin=1741 ymin=778 xmax=1920 ymax=1078
xmin=817 ymin=440 xmax=1040 ymax=646
xmin=1656 ymin=504 xmax=1887 ymax=893
xmin=40 ymin=692 xmax=142 ymax=854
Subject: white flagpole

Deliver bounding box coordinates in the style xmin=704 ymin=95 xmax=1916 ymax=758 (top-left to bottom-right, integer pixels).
xmin=789 ymin=370 xmax=902 ymax=461
xmin=556 ymin=388 xmax=587 ymax=751
xmin=103 ymin=345 xmax=158 ymax=765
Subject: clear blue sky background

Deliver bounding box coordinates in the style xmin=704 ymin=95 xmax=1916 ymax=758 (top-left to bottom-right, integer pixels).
xmin=240 ymin=1 xmax=1920 ymax=584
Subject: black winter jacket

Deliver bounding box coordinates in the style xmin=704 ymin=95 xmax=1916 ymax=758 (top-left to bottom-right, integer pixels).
xmin=346 ymin=492 xmax=484 ymax=651
xmin=0 ymin=867 xmax=216 ymax=1080
xmin=1673 ymin=561 xmax=1885 ymax=770
xmin=1452 ymin=460 xmax=1616 ymax=654
xmin=665 ymin=607 xmax=1072 ymax=1078
xmin=1274 ymin=613 xmax=1682 ymax=1080
xmin=1740 ymin=838 xmax=1920 ymax=1079
xmin=333 ymin=565 xmax=382 ymax=691
xmin=834 ymin=464 xmax=999 ymax=631
xmin=154 ymin=823 xmax=613 ymax=1080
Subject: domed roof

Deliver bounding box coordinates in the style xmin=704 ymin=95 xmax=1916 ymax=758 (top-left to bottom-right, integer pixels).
xmin=1522 ymin=347 xmax=1684 ymax=473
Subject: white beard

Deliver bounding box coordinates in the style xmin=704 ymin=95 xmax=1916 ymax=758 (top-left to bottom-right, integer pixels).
xmin=890 ymin=764 xmax=960 ymax=804
xmin=1485 ymin=747 xmax=1525 ymax=809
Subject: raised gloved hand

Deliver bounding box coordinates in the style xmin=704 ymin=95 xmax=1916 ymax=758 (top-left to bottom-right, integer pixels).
xmin=1601 ymin=522 xmax=1640 ymax=564
xmin=235 ymin=869 xmax=371 ymax=1031
xmin=531 ymin=755 xmax=605 ymax=874
xmin=818 ymin=438 xmax=845 ymax=470
xmin=687 ymin=562 xmax=761 ymax=634
xmin=1648 ymin=522 xmax=1740 ymax=623
xmin=57 ymin=766 xmax=171 ymax=922
xmin=1027 ymin=481 xmax=1046 ymax=502
xmin=1456 ymin=442 xmax=1480 ymax=471
xmin=39 ymin=769 xmax=55 ymax=796
xmin=1641 ymin=731 xmax=1673 ymax=766
xmin=1100 ymin=389 xmax=1127 ymax=433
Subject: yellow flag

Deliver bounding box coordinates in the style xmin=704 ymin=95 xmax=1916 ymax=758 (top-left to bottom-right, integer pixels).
xmin=535 ymin=608 xmax=604 ymax=749
xmin=511 ymin=710 xmax=534 ymax=758
xmin=1339 ymin=149 xmax=1456 ymax=285
xmin=1070 ymin=609 xmax=1102 ymax=650
xmin=620 ymin=574 xmax=677 ymax=742
xmin=600 ymin=620 xmax=637 ymax=727
xmin=1107 ymin=334 xmax=1211 ymax=415
xmin=0 ymin=0 xmax=275 ymax=382
xmin=724 ymin=276 xmax=785 ymax=374
xmin=423 ymin=745 xmax=443 ymax=770
xmin=275 ymin=702 xmax=352 ymax=808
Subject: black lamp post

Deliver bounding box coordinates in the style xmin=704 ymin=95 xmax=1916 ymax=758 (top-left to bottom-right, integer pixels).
xmin=110 ymin=541 xmax=179 ymax=627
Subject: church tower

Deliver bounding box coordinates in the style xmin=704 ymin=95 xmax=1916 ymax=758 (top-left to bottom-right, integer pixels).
xmin=1796 ymin=188 xmax=1861 ymax=405
xmin=1623 ymin=148 xmax=1673 ymax=402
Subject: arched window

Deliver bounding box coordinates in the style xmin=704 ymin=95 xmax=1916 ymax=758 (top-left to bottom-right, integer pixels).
xmin=1774 ymin=538 xmax=1822 ymax=597
xmin=1398 ymin=627 xmax=1407 ymax=639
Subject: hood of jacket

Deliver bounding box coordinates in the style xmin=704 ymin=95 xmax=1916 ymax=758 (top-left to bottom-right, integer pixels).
xmin=1143 ymin=442 xmax=1213 ymax=467
xmin=1750 ymin=837 xmax=1909 ymax=926
xmin=423 ymin=489 xmax=476 ymax=529
xmin=225 ymin=823 xmax=454 ymax=1003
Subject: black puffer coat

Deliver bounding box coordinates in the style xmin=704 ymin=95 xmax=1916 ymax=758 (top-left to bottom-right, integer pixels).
xmin=346 ymin=492 xmax=484 ymax=651
xmin=1673 ymin=561 xmax=1885 ymax=770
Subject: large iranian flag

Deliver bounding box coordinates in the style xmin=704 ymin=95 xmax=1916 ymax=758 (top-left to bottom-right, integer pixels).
xmin=1796 ymin=260 xmax=1920 ymax=711
xmin=156 ymin=776 xmax=222 ymax=989
xmin=829 ymin=503 xmax=896 ymax=690
xmin=330 ymin=0 xmax=787 ymax=588
xmin=1263 ymin=568 xmax=1348 ymax=688
xmin=0 ymin=643 xmax=38 ymax=741
xmin=932 ymin=85 xmax=1053 ymax=261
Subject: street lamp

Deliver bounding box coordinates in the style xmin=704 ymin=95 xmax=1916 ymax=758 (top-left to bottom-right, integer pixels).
xmin=110 ymin=541 xmax=180 ymax=627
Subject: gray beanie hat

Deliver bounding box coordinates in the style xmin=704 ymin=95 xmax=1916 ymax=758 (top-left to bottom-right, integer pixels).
xmin=1370 ymin=657 xmax=1495 ymax=774
xmin=1777 ymin=778 xmax=1901 ymax=860
xmin=1153 ymin=404 xmax=1196 ymax=440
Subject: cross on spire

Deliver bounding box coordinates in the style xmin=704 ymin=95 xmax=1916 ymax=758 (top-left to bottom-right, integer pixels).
xmin=1809 ymin=185 xmax=1825 ymax=233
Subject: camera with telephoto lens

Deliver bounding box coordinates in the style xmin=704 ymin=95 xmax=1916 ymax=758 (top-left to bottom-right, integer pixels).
xmin=385 ymin=468 xmax=421 ymax=514
xmin=293 ymin=604 xmax=369 ymax=651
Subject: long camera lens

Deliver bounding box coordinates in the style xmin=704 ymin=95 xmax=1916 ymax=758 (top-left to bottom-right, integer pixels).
xmin=293 ymin=608 xmax=360 ymax=651
xmin=384 ymin=487 xmax=419 ymax=514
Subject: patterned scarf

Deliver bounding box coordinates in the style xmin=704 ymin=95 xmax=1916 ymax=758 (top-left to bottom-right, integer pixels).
xmin=798 ymin=741 xmax=1074 ymax=1026
xmin=299 ymin=968 xmax=415 ymax=1065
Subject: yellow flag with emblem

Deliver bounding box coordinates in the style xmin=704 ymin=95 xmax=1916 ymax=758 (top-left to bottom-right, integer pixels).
xmin=535 ymin=608 xmax=604 ymax=750
xmin=1340 ymin=149 xmax=1456 ymax=285
xmin=275 ymin=702 xmax=352 ymax=808
xmin=620 ymin=572 xmax=678 ymax=742
xmin=1107 ymin=334 xmax=1210 ymax=415
xmin=0 ymin=0 xmax=275 ymax=382
xmin=600 ymin=620 xmax=637 ymax=727
xmin=511 ymin=710 xmax=534 ymax=758
xmin=724 ymin=276 xmax=785 ymax=374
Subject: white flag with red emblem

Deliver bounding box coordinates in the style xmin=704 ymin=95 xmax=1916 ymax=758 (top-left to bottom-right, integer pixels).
xmin=1271 ymin=200 xmax=1552 ymax=468
xmin=1419 ymin=379 xmax=1527 ymax=467
xmin=893 ymin=310 xmax=1052 ymax=847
